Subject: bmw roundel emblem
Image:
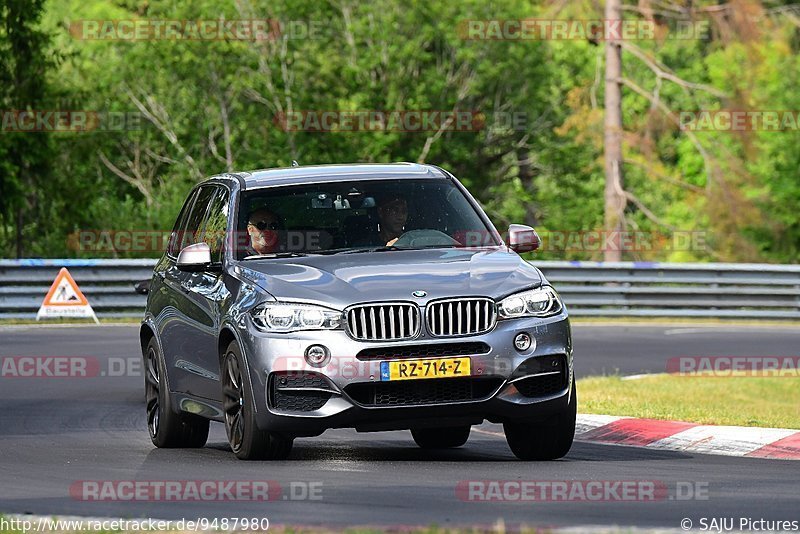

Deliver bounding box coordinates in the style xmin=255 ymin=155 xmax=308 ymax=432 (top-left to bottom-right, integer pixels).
xmin=412 ymin=290 xmax=427 ymax=298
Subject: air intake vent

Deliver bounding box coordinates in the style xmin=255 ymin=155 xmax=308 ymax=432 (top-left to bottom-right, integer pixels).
xmin=426 ymin=298 xmax=496 ymax=337
xmin=344 ymin=377 xmax=504 ymax=406
xmin=269 ymin=372 xmax=333 ymax=412
xmin=357 ymin=342 xmax=491 ymax=361
xmin=346 ymin=303 xmax=420 ymax=341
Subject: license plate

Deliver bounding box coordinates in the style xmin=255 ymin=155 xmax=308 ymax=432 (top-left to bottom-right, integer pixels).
xmin=380 ymin=357 xmax=471 ymax=381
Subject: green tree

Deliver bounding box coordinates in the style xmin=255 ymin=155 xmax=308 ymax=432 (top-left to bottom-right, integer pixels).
xmin=0 ymin=0 xmax=58 ymax=257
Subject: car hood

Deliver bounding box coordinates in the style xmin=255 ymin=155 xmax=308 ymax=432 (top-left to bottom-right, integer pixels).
xmin=234 ymin=248 xmax=542 ymax=309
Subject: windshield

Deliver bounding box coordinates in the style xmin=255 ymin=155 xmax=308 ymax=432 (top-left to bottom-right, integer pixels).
xmin=235 ymin=178 xmax=500 ymax=259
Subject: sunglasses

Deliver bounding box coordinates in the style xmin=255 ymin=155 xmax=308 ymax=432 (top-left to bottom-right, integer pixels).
xmin=249 ymin=220 xmax=280 ymax=231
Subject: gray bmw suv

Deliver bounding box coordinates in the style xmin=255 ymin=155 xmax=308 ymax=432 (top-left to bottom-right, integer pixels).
xmin=141 ymin=163 xmax=575 ymax=461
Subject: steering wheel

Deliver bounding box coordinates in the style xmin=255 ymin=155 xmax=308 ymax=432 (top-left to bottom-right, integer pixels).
xmin=392 ymin=229 xmax=460 ymax=248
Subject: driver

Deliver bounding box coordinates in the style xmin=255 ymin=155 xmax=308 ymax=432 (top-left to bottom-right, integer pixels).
xmin=376 ymin=194 xmax=408 ymax=246
xmin=245 ymin=207 xmax=283 ymax=256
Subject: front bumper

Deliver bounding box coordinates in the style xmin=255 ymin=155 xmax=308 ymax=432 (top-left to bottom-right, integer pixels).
xmin=237 ymin=311 xmax=573 ymax=437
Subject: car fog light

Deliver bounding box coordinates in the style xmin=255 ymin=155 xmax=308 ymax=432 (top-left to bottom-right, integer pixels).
xmin=514 ymin=332 xmax=532 ymax=351
xmin=305 ymin=345 xmax=330 ymax=367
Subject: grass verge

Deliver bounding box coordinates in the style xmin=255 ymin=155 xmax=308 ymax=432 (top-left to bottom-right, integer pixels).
xmin=578 ymin=373 xmax=800 ymax=429
xmin=569 ymin=317 xmax=800 ymax=327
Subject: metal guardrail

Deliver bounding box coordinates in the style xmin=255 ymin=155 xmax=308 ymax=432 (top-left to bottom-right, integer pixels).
xmin=537 ymin=261 xmax=800 ymax=319
xmin=1 ymin=259 xmax=799 ymax=320
xmin=0 ymin=259 xmax=156 ymax=320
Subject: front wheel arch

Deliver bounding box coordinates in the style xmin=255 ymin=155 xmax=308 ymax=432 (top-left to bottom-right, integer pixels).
xmin=218 ymin=326 xmax=238 ymax=370
xmin=139 ymin=323 xmax=156 ymax=356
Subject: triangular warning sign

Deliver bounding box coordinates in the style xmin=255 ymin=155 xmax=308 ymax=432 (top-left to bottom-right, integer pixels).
xmin=36 ymin=267 xmax=99 ymax=323
xmin=42 ymin=268 xmax=89 ymax=306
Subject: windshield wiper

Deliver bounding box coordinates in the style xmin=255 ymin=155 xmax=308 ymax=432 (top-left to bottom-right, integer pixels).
xmin=406 ymin=244 xmax=461 ymax=250
xmin=339 ymin=245 xmax=402 ymax=254
xmin=312 ymin=244 xmax=465 ymax=256
xmin=313 ymin=247 xmax=361 ymax=255
xmin=309 ymin=246 xmax=401 ymax=255
xmin=243 ymin=252 xmax=311 ymax=259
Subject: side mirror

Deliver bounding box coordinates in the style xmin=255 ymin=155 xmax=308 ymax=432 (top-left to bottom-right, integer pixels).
xmin=508 ymin=224 xmax=540 ymax=253
xmin=134 ymin=279 xmax=150 ymax=295
xmin=177 ymin=242 xmax=212 ymax=272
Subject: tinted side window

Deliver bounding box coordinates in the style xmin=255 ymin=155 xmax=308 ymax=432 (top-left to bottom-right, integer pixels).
xmin=167 ymin=189 xmax=198 ymax=257
xmin=175 ymin=186 xmax=216 ymax=254
xmin=199 ymin=187 xmax=230 ymax=263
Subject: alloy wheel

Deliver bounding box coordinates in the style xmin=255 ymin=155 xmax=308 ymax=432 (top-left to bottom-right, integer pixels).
xmin=222 ymin=352 xmax=245 ymax=453
xmin=144 ymin=346 xmax=160 ymax=438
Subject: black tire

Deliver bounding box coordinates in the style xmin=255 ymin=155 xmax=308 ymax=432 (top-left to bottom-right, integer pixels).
xmin=221 ymin=341 xmax=293 ymax=460
xmin=503 ymin=376 xmax=577 ymax=460
xmin=411 ymin=425 xmax=471 ymax=449
xmin=144 ymin=338 xmax=209 ymax=448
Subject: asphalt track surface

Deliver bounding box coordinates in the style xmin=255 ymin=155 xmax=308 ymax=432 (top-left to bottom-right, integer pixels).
xmin=1 ymin=324 xmax=798 ymax=530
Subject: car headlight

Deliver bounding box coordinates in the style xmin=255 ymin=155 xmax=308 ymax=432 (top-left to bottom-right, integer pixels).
xmin=497 ymin=286 xmax=562 ymax=319
xmin=251 ymin=302 xmax=343 ymax=332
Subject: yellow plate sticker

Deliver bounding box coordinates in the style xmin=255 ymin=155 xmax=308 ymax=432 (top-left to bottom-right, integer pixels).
xmin=380 ymin=357 xmax=471 ymax=381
